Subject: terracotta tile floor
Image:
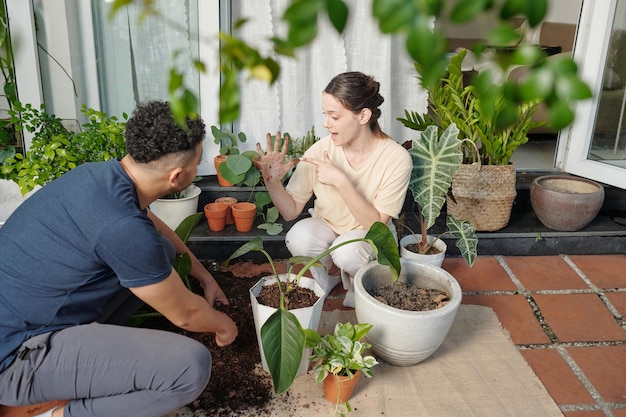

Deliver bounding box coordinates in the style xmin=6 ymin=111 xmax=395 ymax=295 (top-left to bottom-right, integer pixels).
xmin=2 ymin=254 xmax=625 ymax=417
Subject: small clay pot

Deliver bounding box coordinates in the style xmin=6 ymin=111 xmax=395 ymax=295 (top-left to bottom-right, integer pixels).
xmin=204 ymin=202 xmax=228 ymax=232
xmin=530 ymin=175 xmax=604 ymax=231
xmin=323 ymin=370 xmax=361 ymax=404
xmin=214 ymin=155 xmax=234 ymax=187
xmin=231 ymin=202 xmax=256 ymax=232
xmin=215 ymin=197 xmax=238 ymax=225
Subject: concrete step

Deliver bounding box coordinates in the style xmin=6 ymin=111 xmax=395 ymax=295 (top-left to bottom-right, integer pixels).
xmin=188 ymin=174 xmax=626 ymax=260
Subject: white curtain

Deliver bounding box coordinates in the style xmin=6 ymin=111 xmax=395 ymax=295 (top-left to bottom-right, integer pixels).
xmin=98 ymin=0 xmax=199 ymax=118
xmin=232 ymin=0 xmax=428 ymax=151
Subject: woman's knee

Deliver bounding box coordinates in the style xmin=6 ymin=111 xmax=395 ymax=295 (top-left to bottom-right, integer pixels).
xmin=331 ymin=240 xmax=375 ymax=277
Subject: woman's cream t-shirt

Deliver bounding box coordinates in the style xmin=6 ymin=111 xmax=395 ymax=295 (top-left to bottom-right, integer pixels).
xmin=286 ymin=135 xmax=412 ymax=234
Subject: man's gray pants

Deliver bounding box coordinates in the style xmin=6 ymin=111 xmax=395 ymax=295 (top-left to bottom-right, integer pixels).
xmin=0 ymin=241 xmax=212 ymax=417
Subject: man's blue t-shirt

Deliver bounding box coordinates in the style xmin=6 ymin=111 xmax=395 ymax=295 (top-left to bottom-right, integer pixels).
xmin=0 ymin=160 xmax=173 ymax=373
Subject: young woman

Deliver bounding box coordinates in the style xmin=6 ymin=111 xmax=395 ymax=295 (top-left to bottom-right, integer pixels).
xmin=255 ymin=71 xmax=412 ymax=307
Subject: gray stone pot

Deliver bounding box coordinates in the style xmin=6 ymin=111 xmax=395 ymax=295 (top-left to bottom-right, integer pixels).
xmin=530 ymin=175 xmax=604 ymax=231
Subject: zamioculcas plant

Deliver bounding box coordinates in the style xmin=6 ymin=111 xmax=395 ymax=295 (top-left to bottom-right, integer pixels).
xmin=403 ymin=123 xmax=478 ymax=267
xmin=222 ymin=221 xmax=400 ymax=394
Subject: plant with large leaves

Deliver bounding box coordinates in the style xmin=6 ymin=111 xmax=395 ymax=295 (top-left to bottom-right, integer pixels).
xmin=404 ymin=123 xmax=477 ymax=267
xmin=221 ymin=221 xmax=400 ymax=395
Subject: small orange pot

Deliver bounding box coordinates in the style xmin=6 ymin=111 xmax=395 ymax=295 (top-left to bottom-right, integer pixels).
xmin=204 ymin=202 xmax=228 ymax=232
xmin=323 ymin=370 xmax=361 ymax=404
xmin=214 ymin=155 xmax=234 ymax=187
xmin=231 ymin=202 xmax=256 ymax=232
xmin=215 ymin=197 xmax=238 ymax=225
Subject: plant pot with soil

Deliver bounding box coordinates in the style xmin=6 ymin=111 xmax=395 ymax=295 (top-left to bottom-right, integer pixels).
xmin=149 ymin=184 xmax=201 ymax=230
xmin=222 ymin=222 xmax=400 ymax=395
xmin=530 ymin=174 xmax=605 ymax=231
xmin=354 ymin=258 xmax=462 ymax=367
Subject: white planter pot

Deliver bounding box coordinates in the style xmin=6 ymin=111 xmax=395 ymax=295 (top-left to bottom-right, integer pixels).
xmin=249 ymin=274 xmax=326 ymax=377
xmin=149 ymin=184 xmax=201 ymax=230
xmin=399 ymin=234 xmax=447 ymax=267
xmin=354 ymin=258 xmax=462 ymax=366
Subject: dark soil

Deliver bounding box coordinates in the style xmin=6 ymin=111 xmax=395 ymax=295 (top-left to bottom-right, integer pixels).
xmin=140 ymin=262 xmax=277 ymax=417
xmin=370 ymin=283 xmax=449 ymax=311
xmin=404 ymin=242 xmax=444 ymax=255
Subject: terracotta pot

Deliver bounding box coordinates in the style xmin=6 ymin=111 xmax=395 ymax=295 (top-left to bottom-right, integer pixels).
xmin=204 ymin=202 xmax=228 ymax=232
xmin=214 ymin=155 xmax=234 ymax=187
xmin=530 ymin=175 xmax=604 ymax=231
xmin=215 ymin=197 xmax=238 ymax=225
xmin=231 ymin=202 xmax=256 ymax=232
xmin=323 ymin=370 xmax=361 ymax=404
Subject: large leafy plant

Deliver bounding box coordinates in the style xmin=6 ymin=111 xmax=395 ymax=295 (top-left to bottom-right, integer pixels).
xmin=221 ymin=221 xmax=400 ymax=395
xmin=1 ymin=102 xmax=127 ymax=194
xmin=403 ymin=124 xmax=477 ymax=267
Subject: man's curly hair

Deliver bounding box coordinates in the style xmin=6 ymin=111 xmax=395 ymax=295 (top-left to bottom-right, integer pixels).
xmin=125 ymin=101 xmax=205 ymax=163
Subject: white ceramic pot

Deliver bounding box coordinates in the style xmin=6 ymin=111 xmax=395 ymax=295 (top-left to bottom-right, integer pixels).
xmin=399 ymin=234 xmax=447 ymax=267
xmin=149 ymin=184 xmax=201 ymax=230
xmin=354 ymin=258 xmax=462 ymax=366
xmin=249 ymin=274 xmax=326 ymax=377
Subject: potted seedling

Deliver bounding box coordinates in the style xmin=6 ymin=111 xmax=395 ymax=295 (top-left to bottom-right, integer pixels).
xmin=221 ymin=221 xmax=399 ymax=395
xmin=305 ymin=321 xmax=378 ymax=415
xmin=399 ymin=123 xmax=477 ymax=268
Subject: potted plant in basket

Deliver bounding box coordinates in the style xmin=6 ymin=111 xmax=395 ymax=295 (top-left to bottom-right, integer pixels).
xmin=221 ymin=221 xmax=400 ymax=395
xmin=305 ymin=321 xmax=378 ymax=414
xmin=398 ymin=49 xmax=542 ymax=231
xmin=398 ymin=123 xmax=477 ymax=268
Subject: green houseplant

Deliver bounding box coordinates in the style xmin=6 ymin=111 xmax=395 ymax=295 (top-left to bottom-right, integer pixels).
xmin=399 ymin=123 xmax=477 ymax=267
xmin=211 ymin=125 xmax=261 ymax=187
xmin=399 ymin=49 xmax=539 ymax=231
xmin=305 ymin=321 xmax=378 ymax=415
xmin=221 ymin=221 xmax=400 ymax=395
xmin=1 ymin=102 xmax=127 ymax=195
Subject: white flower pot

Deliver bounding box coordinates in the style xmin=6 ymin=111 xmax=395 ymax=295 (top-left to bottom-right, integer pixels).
xmin=149 ymin=184 xmax=201 ymax=230
xmin=249 ymin=274 xmax=326 ymax=377
xmin=354 ymin=258 xmax=462 ymax=366
xmin=399 ymin=234 xmax=447 ymax=267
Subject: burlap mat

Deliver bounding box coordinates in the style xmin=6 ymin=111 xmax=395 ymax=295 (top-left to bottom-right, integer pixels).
xmin=174 ymin=305 xmax=562 ymax=417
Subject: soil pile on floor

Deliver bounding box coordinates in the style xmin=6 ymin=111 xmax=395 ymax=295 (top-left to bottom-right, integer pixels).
xmin=140 ymin=261 xmax=276 ymax=416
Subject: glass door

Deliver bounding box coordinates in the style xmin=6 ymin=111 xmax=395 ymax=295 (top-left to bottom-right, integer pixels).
xmin=558 ymin=0 xmax=626 ymax=189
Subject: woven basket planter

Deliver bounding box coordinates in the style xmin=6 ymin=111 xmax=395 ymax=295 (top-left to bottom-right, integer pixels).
xmin=446 ymin=163 xmax=516 ymax=232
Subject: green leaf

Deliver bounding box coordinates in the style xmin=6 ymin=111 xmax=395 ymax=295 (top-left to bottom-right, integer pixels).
xmin=174 ymin=213 xmax=202 ymax=243
xmin=500 ymin=0 xmax=526 ymax=19
xmin=266 ymin=206 xmax=280 ymax=223
xmin=363 ymin=222 xmax=401 ymax=283
xmin=447 ymin=216 xmax=478 ymax=267
xmin=409 ymin=124 xmax=462 ymax=229
xmin=547 ymin=102 xmax=575 ymax=130
xmin=556 ymin=74 xmax=593 ymax=101
xmin=450 ymin=0 xmax=490 ymax=23
xmin=173 ymin=252 xmax=192 ymax=289
xmin=372 ymin=0 xmax=413 ymax=33
xmin=525 ymin=0 xmax=548 ymax=27
xmin=257 ymin=222 xmax=283 ymax=235
xmin=222 ymin=236 xmax=264 ymax=268
xmin=324 ymin=0 xmax=349 ymax=33
xmin=261 ymin=309 xmax=306 ymax=394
